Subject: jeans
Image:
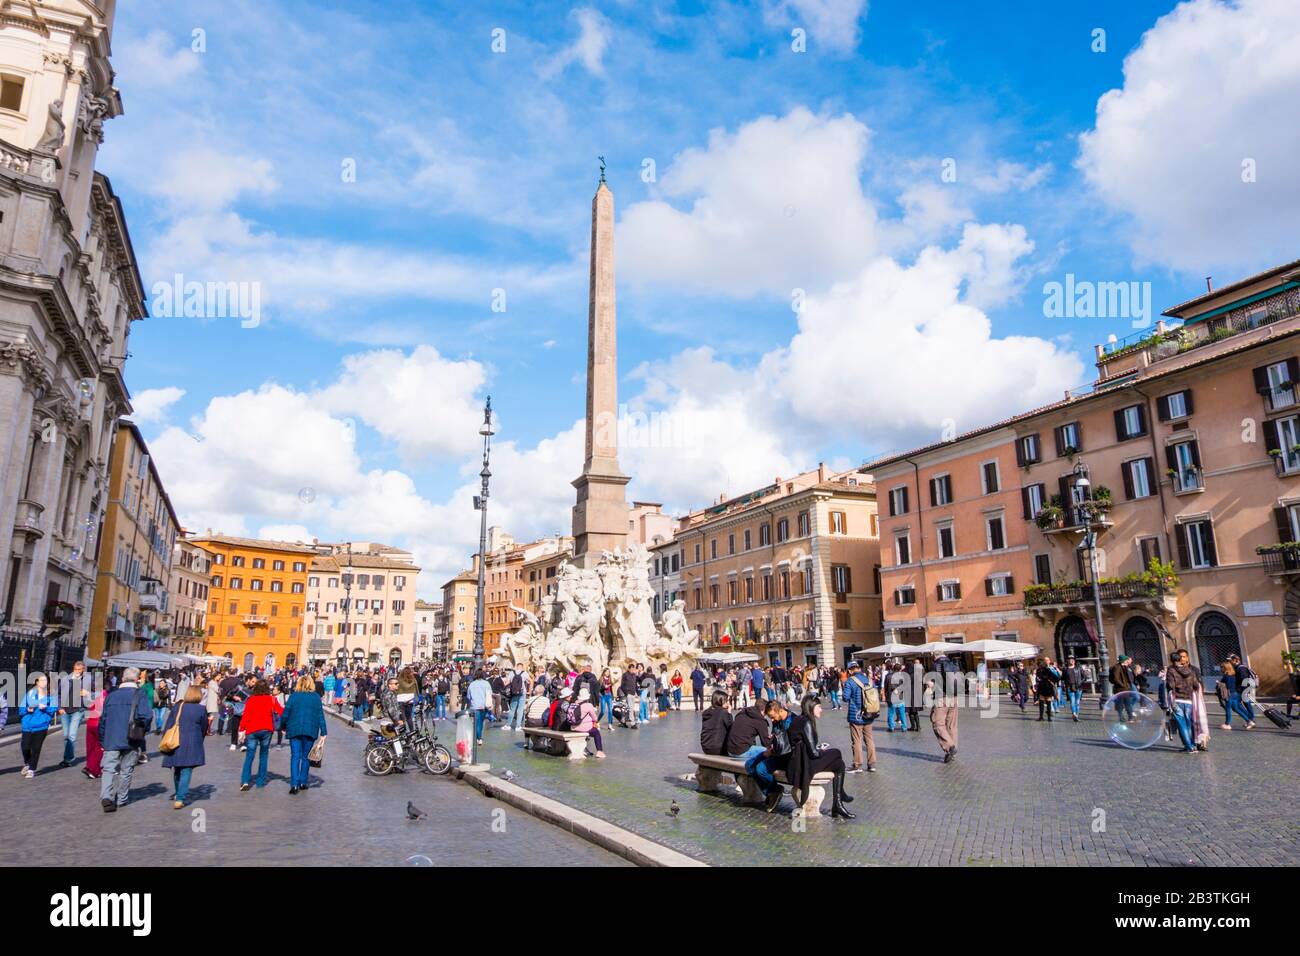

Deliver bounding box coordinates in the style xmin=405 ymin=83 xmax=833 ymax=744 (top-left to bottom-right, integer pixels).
xmin=1224 ymin=693 xmax=1254 ymax=725
xmin=693 ymin=687 xmax=704 ymax=712
xmin=830 ymin=689 xmax=842 ymax=709
xmin=153 ymin=707 xmax=167 ymax=733
xmin=353 ymin=704 xmax=366 ymax=721
xmin=100 ymin=748 xmax=140 ymax=805
xmin=1171 ymin=700 xmax=1195 ymax=751
xmin=598 ymin=693 xmax=614 ymax=727
xmin=172 ymin=766 xmax=194 ymax=802
xmin=886 ymin=703 xmax=907 ymax=730
xmin=61 ymin=710 xmax=83 ymax=763
xmin=672 ymin=688 xmax=682 ymax=709
xmin=289 ymin=735 xmax=313 ymax=788
xmin=506 ymin=696 xmax=524 ymax=730
xmin=434 ymin=694 xmax=447 ymax=719
xmin=240 ymin=730 xmax=272 ymax=786
xmin=623 ymin=693 xmax=639 ymax=726
xmin=473 ymin=708 xmax=490 ymax=740
xmin=1067 ymin=689 xmax=1082 ymax=716
xmin=638 ymin=689 xmax=649 ymax=721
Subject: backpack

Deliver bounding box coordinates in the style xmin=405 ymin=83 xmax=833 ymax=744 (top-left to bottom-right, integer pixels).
xmin=852 ymin=676 xmax=881 ymax=716
xmin=565 ymin=702 xmax=583 ymax=728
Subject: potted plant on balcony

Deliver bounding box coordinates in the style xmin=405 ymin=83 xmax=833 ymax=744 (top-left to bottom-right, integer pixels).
xmin=1034 ymin=503 xmax=1064 ymax=530
xmin=1139 ymin=558 xmax=1179 ymax=595
xmin=1256 ymin=541 xmax=1300 ymax=571
xmin=1091 ymin=485 xmax=1113 ymax=513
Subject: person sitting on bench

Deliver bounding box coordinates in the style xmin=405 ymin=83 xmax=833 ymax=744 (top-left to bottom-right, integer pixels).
xmin=699 ymin=691 xmax=732 ymax=755
xmin=725 ymin=701 xmax=770 ymax=759
xmin=745 ymin=700 xmax=793 ymax=813
xmin=570 ymin=687 xmax=605 ymax=758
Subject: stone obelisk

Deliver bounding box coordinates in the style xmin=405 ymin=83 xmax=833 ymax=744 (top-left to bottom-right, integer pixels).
xmin=571 ymin=170 xmax=630 ymax=565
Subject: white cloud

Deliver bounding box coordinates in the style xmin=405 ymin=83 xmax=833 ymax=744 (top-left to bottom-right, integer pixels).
xmin=1077 ymin=0 xmax=1300 ymax=270
xmin=620 ymin=109 xmax=879 ymax=296
xmin=130 ymin=386 xmax=185 ymax=425
xmin=115 ymin=29 xmax=201 ymax=90
xmin=763 ymin=0 xmax=869 ymax=53
xmin=539 ymin=7 xmax=612 ymax=79
xmin=154 ymin=147 xmax=277 ymax=213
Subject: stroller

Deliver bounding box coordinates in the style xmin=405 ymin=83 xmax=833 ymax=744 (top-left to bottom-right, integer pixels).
xmin=611 ymin=698 xmax=629 ymax=725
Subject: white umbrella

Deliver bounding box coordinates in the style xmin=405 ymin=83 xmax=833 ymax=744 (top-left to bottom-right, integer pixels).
xmin=912 ymin=641 xmax=967 ymax=656
xmin=698 ymin=651 xmax=761 ymax=664
xmin=960 ymin=639 xmax=1042 ymax=660
xmin=854 ymin=643 xmax=924 ymax=657
xmin=105 ymin=650 xmax=190 ymax=669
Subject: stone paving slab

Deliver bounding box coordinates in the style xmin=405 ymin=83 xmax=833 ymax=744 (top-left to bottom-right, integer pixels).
xmin=462 ymin=700 xmax=1300 ymax=867
xmin=0 ymin=718 xmax=626 ymax=867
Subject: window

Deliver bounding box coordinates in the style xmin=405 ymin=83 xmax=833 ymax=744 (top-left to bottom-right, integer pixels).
xmin=293 ymin=562 xmax=306 ymax=572
xmin=250 ymin=579 xmax=263 ymax=591
xmin=1178 ymin=519 xmax=1217 ymax=569
xmin=894 ymin=585 xmax=916 ymax=606
xmin=727 ymin=533 xmax=735 ymax=555
xmin=308 ymin=576 xmax=319 ymax=587
xmin=761 ymin=574 xmax=772 ymax=600
xmin=1016 ymin=434 xmax=1042 ymax=466
xmin=1055 ymin=421 xmax=1082 ymax=457
xmin=1167 ymin=440 xmax=1202 ymax=492
xmin=230 ymin=577 xmax=242 ymax=590
xmin=986 ymin=515 xmax=1005 ymax=551
xmin=1158 ymin=390 xmax=1193 ymax=422
xmin=0 ymin=75 xmax=25 ymax=112
xmin=1033 ymin=554 xmax=1051 ymax=585
xmin=780 ymin=570 xmax=791 ymax=598
xmin=797 ymin=511 xmax=811 ymax=537
xmin=232 ymin=556 xmax=245 ymax=567
xmin=981 ymin=461 xmax=1000 ymax=495
xmin=831 ymin=564 xmax=851 ymax=596
xmin=870 ymin=514 xmax=878 ymax=536
xmin=709 ymin=584 xmax=720 ymax=608
xmin=273 ymin=559 xmax=285 ymax=571
xmin=1123 ymin=458 xmax=1156 ymax=499
xmin=759 ymin=524 xmax=771 ymax=547
xmin=1264 ymin=415 xmax=1300 ymax=473
xmin=710 ymin=539 xmax=718 ymax=559
xmin=937 ymin=580 xmax=961 ymax=602
xmin=888 ymin=486 xmax=909 ymax=516
xmin=1021 ymin=483 xmax=1046 ymax=520
xmin=291 ymin=582 xmax=304 ymax=594
xmin=212 ymin=575 xmax=223 ymax=589
xmin=930 ymin=474 xmax=953 ymax=507
xmin=743 ymin=529 xmax=752 ymax=551
xmin=936 ymin=523 xmax=955 ymax=559
xmin=228 ymin=601 xmax=237 ymax=615
xmin=727 ymin=580 xmax=737 ymax=605
xmin=985 ymin=574 xmax=1013 ymax=597
xmin=776 ymin=519 xmax=789 ymax=542
xmin=271 ymin=580 xmax=283 ymax=592
xmin=1254 ymin=359 xmax=1299 ymax=411
xmin=214 ymin=553 xmax=225 ymax=566
xmin=744 ymin=577 xmax=754 ymax=603
xmin=1115 ymin=404 xmax=1148 ymax=441
xmin=894 ymin=533 xmax=911 ymax=566
xmin=252 ymin=558 xmax=265 ymax=569
xmin=829 ymin=511 xmax=846 ymax=534
xmin=1139 ymin=537 xmax=1162 ymax=569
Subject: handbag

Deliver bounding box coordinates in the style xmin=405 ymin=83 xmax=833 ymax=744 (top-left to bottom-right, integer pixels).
xmin=308 ymin=736 xmax=325 ymax=768
xmin=127 ymin=689 xmax=149 ymax=745
xmin=159 ymin=703 xmax=183 ymax=754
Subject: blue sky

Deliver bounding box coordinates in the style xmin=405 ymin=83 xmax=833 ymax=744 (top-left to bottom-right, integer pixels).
xmin=98 ymin=0 xmax=1300 ymax=590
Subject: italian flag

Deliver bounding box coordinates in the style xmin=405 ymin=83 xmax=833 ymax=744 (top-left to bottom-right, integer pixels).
xmin=720 ymin=621 xmax=735 ymax=645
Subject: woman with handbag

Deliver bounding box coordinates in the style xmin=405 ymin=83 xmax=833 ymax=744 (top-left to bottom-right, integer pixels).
xmin=279 ymin=674 xmax=327 ymax=795
xmin=160 ymin=686 xmax=209 ymax=808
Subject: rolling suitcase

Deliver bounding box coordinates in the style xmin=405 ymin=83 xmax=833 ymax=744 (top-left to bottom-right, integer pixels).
xmin=1260 ymin=706 xmax=1292 ymax=729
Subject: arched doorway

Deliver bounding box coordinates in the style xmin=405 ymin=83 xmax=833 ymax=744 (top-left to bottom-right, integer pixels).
xmin=1055 ymin=615 xmax=1095 ymax=666
xmin=336 ymin=648 xmax=348 ymax=669
xmin=1121 ymin=616 xmax=1162 ymax=673
xmin=263 ymin=652 xmax=275 ymax=672
xmin=285 ymin=653 xmax=297 ymax=670
xmin=352 ymin=648 xmax=365 ymax=666
xmin=1194 ymin=610 xmax=1241 ymax=681
xmin=242 ymin=652 xmax=254 ymax=672
xmin=389 ymin=648 xmax=402 ymax=668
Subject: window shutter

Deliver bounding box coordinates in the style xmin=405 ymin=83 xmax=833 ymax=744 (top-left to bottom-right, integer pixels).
xmin=1057 ymin=475 xmax=1073 ymax=524
xmin=1288 ymin=358 xmax=1300 ymax=385
xmin=984 ymin=578 xmax=994 ymax=597
xmin=1054 ymin=425 xmax=1064 ymax=458
xmin=901 ymin=487 xmax=908 ymax=514
xmin=1188 ymin=440 xmax=1201 ymax=468
xmin=888 ymin=492 xmax=896 ymax=518
xmin=1183 ymin=390 xmax=1194 ymax=416
xmin=1121 ymin=461 xmax=1135 ymax=500
xmin=943 ymin=475 xmax=952 ymax=501
xmin=1156 ymin=395 xmax=1171 ymax=422
xmin=1006 ymin=576 xmax=1014 ymax=594
xmin=936 ymin=584 xmax=944 ymax=602
xmin=1253 ymin=365 xmax=1271 ymax=394
xmin=1275 ymin=506 xmax=1292 ymax=543
xmin=1164 ymin=444 xmax=1177 ymax=474
xmin=929 ymin=478 xmax=937 ymax=508
xmin=1021 ymin=486 xmax=1032 ymax=520
xmin=1072 ymin=421 xmax=1083 ymax=452
xmin=1175 ymin=525 xmax=1190 ymax=569
xmin=1015 ymin=439 xmax=1025 ymax=467
xmin=1262 ymin=418 xmax=1280 ymax=453
xmin=1204 ymin=523 xmax=1217 ymax=566
xmin=1114 ymin=408 xmax=1127 ymax=441
xmin=1136 ymin=404 xmax=1147 ymax=435
xmin=953 ymin=582 xmax=962 ymax=599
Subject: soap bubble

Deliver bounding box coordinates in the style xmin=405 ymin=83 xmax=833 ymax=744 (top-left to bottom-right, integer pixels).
xmin=404 ymin=855 xmax=433 ymax=867
xmin=1101 ymin=691 xmax=1165 ymax=749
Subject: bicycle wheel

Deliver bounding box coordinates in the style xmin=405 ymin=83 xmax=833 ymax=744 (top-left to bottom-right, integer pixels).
xmin=422 ymin=743 xmax=452 ymax=776
xmin=365 ymin=743 xmax=395 ymax=776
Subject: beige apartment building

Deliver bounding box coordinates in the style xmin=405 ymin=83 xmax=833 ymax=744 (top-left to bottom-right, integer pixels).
xmin=160 ymin=537 xmax=213 ymax=656
xmin=870 ymin=260 xmax=1300 ymax=693
xmin=414 ymin=599 xmax=442 ymax=660
xmin=439 ymin=570 xmax=478 ymax=661
xmin=302 ymin=548 xmax=420 ymax=668
xmin=679 ymin=465 xmax=882 ymax=668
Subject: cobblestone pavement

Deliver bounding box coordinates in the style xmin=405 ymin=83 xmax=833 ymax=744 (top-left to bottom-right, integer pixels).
xmin=0 ymin=719 xmax=625 ymax=867
xmin=465 ymin=697 xmax=1300 ymax=867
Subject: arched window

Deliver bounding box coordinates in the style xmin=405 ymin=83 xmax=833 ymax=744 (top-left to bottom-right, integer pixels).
xmin=264 ymin=652 xmax=275 ymax=672
xmin=1121 ymin=616 xmax=1162 ymax=673
xmin=242 ymin=652 xmax=254 ymax=672
xmin=285 ymin=653 xmax=297 ymax=670
xmin=389 ymin=648 xmax=402 ymax=667
xmin=1194 ymin=611 xmax=1241 ymax=680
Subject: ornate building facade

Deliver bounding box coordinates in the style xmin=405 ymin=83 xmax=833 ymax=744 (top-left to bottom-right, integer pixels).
xmin=0 ymin=2 xmax=144 ymax=657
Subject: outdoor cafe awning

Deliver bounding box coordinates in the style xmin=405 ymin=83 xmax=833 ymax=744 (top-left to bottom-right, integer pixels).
xmin=959 ymin=639 xmax=1042 ymax=660
xmin=853 ymin=642 xmax=926 ymax=657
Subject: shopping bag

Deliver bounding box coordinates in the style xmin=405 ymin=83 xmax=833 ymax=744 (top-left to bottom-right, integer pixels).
xmin=308 ymin=736 xmax=325 ymax=768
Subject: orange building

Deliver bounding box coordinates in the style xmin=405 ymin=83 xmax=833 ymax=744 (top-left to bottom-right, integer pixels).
xmin=192 ymin=534 xmax=313 ymax=672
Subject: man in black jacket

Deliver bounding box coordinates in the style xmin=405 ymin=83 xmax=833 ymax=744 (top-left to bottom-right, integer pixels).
xmin=699 ymin=692 xmax=732 ymax=755
xmin=725 ymin=703 xmax=771 ymax=757
xmin=618 ymin=666 xmax=640 ymax=728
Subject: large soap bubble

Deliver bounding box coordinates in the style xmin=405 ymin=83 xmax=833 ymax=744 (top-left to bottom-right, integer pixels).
xmin=1102 ymin=691 xmax=1166 ymax=749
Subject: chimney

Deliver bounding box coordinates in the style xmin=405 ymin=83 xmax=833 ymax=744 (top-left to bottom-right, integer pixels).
xmin=1206 ymin=276 xmax=1213 ymax=293
xmin=818 ymin=462 xmax=827 ymax=482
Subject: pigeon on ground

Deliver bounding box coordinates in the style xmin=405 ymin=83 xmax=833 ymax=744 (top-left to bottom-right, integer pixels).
xmin=406 ymin=801 xmax=427 ymax=821
xmin=503 ymin=770 xmax=516 ymax=782
xmin=668 ymin=799 xmax=680 ymax=818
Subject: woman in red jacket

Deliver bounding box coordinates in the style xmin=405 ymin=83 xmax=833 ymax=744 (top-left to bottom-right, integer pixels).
xmin=239 ymin=681 xmax=283 ymax=791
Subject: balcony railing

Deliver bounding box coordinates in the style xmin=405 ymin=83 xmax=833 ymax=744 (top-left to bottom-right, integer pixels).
xmin=242 ymin=615 xmax=269 ymax=626
xmin=43 ymin=603 xmax=76 ymax=627
xmin=1260 ymin=548 xmax=1300 ymax=575
xmin=1171 ymin=467 xmax=1203 ymax=493
xmin=13 ymin=499 xmax=44 ymax=540
xmin=1024 ymin=580 xmax=1168 ymax=608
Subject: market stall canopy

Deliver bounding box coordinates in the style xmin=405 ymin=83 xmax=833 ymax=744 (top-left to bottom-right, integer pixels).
xmin=854 ymin=643 xmax=926 ymax=657
xmin=104 ymin=650 xmax=193 ymax=669
xmin=698 ymin=652 xmax=761 ymax=664
xmin=960 ymin=639 xmax=1042 ymax=660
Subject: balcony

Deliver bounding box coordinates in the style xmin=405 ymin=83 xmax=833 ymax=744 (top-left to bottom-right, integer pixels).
xmin=43 ymin=601 xmax=76 ymax=628
xmin=1024 ymin=579 xmax=1175 ymax=617
xmin=13 ymin=499 xmax=44 ymax=541
xmin=1259 ymin=545 xmax=1300 ymax=576
xmin=242 ymin=615 xmax=269 ymax=626
xmin=1035 ymin=502 xmax=1113 ymax=536
xmin=1170 ymin=466 xmax=1203 ymax=494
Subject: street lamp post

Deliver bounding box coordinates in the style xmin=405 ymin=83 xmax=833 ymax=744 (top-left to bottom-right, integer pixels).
xmin=472 ymin=396 xmax=494 ymax=674
xmin=1072 ymin=460 xmax=1113 ymax=704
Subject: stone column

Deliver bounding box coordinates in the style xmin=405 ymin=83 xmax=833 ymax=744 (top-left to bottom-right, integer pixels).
xmin=0 ymin=369 xmax=38 ymax=607
xmin=809 ymin=496 xmax=837 ymax=665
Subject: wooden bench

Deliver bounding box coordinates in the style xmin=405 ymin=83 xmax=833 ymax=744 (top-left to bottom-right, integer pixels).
xmin=524 ymin=727 xmax=592 ymax=760
xmin=688 ymin=753 xmax=834 ymax=815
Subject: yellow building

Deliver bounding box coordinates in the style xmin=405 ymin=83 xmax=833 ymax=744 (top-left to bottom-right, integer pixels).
xmin=88 ymin=421 xmax=180 ymax=660
xmin=191 ymin=534 xmax=313 ymax=672
xmin=439 ymin=570 xmax=479 ymax=661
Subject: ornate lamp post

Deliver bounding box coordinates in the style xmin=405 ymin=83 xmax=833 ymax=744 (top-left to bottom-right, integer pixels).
xmin=1072 ymin=460 xmax=1113 ymax=703
xmin=472 ymin=397 xmax=495 ymax=673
